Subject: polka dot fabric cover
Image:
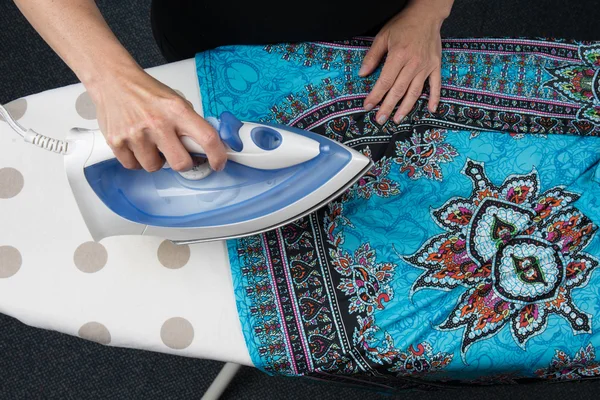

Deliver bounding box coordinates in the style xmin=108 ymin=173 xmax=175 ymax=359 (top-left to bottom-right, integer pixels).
xmin=0 ymin=59 xmax=251 ymax=366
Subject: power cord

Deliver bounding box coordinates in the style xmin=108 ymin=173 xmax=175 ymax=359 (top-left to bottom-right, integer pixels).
xmin=0 ymin=103 xmax=69 ymax=154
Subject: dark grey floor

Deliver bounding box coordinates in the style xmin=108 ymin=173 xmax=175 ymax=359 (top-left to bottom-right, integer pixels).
xmin=1 ymin=0 xmax=599 ymax=398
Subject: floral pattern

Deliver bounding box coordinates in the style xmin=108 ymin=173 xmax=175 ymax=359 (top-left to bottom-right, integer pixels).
xmin=544 ymin=44 xmax=600 ymax=125
xmin=199 ymin=38 xmax=600 ymax=389
xmin=325 ymin=173 xmax=453 ymax=377
xmin=334 ymin=243 xmax=396 ymax=314
xmin=404 ymin=159 xmax=599 ymax=357
xmin=353 ymin=315 xmax=453 ymax=376
xmin=394 ymin=129 xmax=459 ymax=181
xmin=535 ymin=344 xmax=600 ymax=380
xmin=265 ymin=42 xmax=365 ymax=71
xmin=389 ymin=342 xmax=454 ymax=376
xmin=347 ymin=148 xmax=400 ymax=200
xmin=325 ymin=198 xmax=397 ymax=318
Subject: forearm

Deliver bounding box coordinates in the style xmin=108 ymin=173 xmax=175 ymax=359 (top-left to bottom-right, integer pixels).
xmin=13 ymin=0 xmax=140 ymax=90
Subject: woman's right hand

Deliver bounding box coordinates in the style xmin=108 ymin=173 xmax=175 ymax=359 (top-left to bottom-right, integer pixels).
xmin=13 ymin=0 xmax=226 ymax=172
xmin=88 ymin=67 xmax=228 ymax=173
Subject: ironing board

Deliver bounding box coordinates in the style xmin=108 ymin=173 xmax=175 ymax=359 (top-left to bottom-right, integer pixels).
xmin=0 ymin=59 xmax=252 ymax=368
xmin=4 ymin=38 xmax=600 ymax=395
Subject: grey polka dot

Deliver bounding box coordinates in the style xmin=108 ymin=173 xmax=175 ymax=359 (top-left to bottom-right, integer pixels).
xmin=0 ymin=168 xmax=24 ymax=199
xmin=0 ymin=246 xmax=22 ymax=278
xmin=157 ymin=240 xmax=190 ymax=269
xmin=161 ymin=317 xmax=194 ymax=349
xmin=74 ymin=241 xmax=108 ymax=273
xmin=75 ymin=91 xmax=97 ymax=120
xmin=0 ymin=98 xmax=27 ymax=121
xmin=78 ymin=322 xmax=111 ymax=345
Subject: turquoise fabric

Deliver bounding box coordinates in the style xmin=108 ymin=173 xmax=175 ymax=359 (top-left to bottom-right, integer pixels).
xmin=196 ymin=39 xmax=600 ymax=387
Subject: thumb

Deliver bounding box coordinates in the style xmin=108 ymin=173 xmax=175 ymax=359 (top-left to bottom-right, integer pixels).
xmin=178 ymin=112 xmax=228 ymax=171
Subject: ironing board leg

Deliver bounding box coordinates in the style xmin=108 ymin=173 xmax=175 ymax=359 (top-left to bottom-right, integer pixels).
xmin=201 ymin=362 xmax=242 ymax=400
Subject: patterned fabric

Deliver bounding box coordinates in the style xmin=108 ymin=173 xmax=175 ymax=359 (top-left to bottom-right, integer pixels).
xmin=196 ymin=38 xmax=600 ymax=391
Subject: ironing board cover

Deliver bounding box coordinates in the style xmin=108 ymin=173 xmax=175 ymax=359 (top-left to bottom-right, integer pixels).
xmin=0 ymin=60 xmax=251 ymax=368
xmin=196 ymin=38 xmax=600 ymax=391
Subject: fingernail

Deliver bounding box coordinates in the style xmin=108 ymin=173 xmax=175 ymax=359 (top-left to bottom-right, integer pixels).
xmin=377 ymin=114 xmax=388 ymax=125
xmin=358 ymin=65 xmax=368 ymax=76
xmin=364 ymin=103 xmax=374 ymax=112
xmin=432 ymin=104 xmax=438 ymax=113
xmin=394 ymin=114 xmax=405 ymax=124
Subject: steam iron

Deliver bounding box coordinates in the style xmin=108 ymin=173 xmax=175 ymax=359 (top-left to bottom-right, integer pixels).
xmin=1 ymin=106 xmax=372 ymax=243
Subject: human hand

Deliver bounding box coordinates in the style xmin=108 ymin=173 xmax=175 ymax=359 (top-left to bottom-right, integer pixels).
xmin=359 ymin=0 xmax=452 ymax=124
xmin=88 ymin=67 xmax=227 ymax=172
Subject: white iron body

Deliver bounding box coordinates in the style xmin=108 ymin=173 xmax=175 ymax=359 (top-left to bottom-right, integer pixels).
xmin=63 ymin=116 xmax=372 ymax=243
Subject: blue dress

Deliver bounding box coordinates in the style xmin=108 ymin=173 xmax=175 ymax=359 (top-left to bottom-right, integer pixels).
xmin=196 ymin=38 xmax=600 ymax=391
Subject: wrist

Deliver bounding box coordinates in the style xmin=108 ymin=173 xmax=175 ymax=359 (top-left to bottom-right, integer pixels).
xmin=82 ymin=55 xmax=143 ymax=100
xmin=405 ymin=0 xmax=454 ymax=23
xmin=84 ymin=68 xmax=142 ymax=108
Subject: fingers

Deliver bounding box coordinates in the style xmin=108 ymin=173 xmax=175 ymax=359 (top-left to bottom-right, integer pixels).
xmin=128 ymin=132 xmax=164 ymax=172
xmin=178 ymin=110 xmax=227 ymax=172
xmin=428 ymin=68 xmax=442 ymax=113
xmin=359 ymin=34 xmax=387 ymax=77
xmin=156 ymin=97 xmax=218 ymax=172
xmin=363 ymin=52 xmax=408 ymax=118
xmin=110 ymin=130 xmax=194 ymax=173
xmin=360 ymin=20 xmax=443 ymax=124
xmin=156 ymin=132 xmax=194 ymax=172
xmin=97 ymin=73 xmax=228 ymax=173
xmin=393 ymin=72 xmax=427 ymax=123
xmin=103 ymin=96 xmax=226 ymax=173
xmin=376 ymin=65 xmax=421 ymax=124
xmin=364 ymin=58 xmax=440 ymax=124
xmin=110 ymin=145 xmax=141 ymax=170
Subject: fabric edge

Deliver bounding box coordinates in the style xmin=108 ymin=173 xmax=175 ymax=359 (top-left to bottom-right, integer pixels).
xmin=195 ymin=50 xmax=269 ymax=372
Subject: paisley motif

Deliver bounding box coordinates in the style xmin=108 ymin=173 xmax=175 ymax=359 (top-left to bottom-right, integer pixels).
xmin=394 ymin=129 xmax=459 ymax=181
xmin=404 ymin=159 xmax=599 ymax=357
xmin=333 ymin=243 xmax=395 ymax=315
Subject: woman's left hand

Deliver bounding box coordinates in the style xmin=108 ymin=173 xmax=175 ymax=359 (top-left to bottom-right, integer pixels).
xmin=359 ymin=0 xmax=453 ymax=124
